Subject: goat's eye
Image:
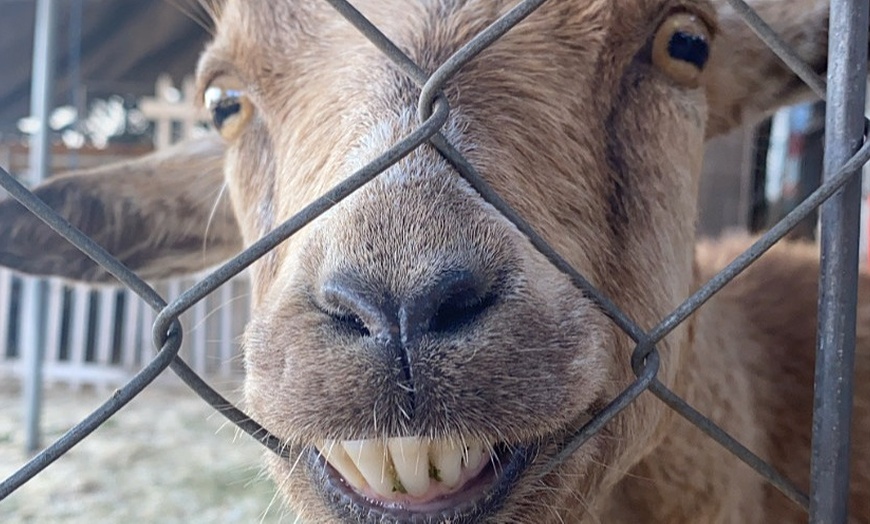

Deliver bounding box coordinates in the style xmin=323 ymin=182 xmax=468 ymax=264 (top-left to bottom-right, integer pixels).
xmin=652 ymin=13 xmax=712 ymax=88
xmin=204 ymin=77 xmax=254 ymax=140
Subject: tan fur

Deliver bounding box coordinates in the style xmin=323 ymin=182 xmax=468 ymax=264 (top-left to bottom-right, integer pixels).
xmin=0 ymin=0 xmax=867 ymax=522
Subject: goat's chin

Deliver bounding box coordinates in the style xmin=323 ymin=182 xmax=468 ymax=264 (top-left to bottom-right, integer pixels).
xmin=263 ymin=408 xmax=605 ymax=524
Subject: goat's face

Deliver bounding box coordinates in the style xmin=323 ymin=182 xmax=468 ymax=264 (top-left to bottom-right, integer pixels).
xmin=0 ymin=0 xmax=832 ymax=521
xmin=201 ymin=1 xmax=710 ymax=521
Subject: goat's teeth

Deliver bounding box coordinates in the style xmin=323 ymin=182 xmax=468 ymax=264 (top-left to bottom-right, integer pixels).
xmin=387 ymin=437 xmax=431 ymax=496
xmin=430 ymin=440 xmax=463 ymax=488
xmin=322 ymin=440 xmax=367 ymax=491
xmin=324 ymin=437 xmax=493 ymax=500
xmin=464 ymin=441 xmax=484 ymax=471
xmin=341 ymin=440 xmax=396 ymax=498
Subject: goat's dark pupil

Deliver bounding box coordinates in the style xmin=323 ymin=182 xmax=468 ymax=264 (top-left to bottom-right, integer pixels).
xmin=212 ymin=98 xmax=241 ymax=129
xmin=668 ymin=31 xmax=709 ymax=69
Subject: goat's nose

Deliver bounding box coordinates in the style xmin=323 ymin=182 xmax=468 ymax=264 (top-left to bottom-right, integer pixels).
xmin=321 ymin=269 xmax=495 ymax=346
xmin=321 ymin=269 xmax=497 ymax=418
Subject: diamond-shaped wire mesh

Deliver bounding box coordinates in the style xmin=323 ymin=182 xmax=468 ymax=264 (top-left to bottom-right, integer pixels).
xmin=1 ymin=0 xmax=867 ymax=520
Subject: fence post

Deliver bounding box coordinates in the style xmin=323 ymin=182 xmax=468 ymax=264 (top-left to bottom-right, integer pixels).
xmin=809 ymin=0 xmax=869 ymax=520
xmin=22 ymin=0 xmax=57 ymax=455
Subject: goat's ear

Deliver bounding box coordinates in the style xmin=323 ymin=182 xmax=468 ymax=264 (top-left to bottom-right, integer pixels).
xmin=705 ymin=0 xmax=863 ymax=136
xmin=0 ymin=134 xmax=242 ymax=283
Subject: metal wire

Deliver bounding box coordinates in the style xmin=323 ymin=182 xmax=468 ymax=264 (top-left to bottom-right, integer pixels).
xmin=648 ymin=380 xmax=810 ymax=509
xmin=0 ymin=0 xmax=866 ymax=521
xmin=541 ymin=350 xmax=661 ymax=476
xmin=723 ymin=0 xmax=827 ymax=98
xmin=155 ymin=97 xmax=451 ymax=458
xmin=327 ymin=0 xmax=647 ymax=339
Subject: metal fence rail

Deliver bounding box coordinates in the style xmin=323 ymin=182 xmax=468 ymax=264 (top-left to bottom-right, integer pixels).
xmin=0 ymin=0 xmax=867 ymax=521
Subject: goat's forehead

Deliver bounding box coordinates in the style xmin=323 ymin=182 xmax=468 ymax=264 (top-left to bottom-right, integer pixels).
xmin=209 ymin=0 xmax=715 ymax=68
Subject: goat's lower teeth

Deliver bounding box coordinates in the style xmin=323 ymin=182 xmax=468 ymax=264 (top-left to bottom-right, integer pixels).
xmin=321 ymin=437 xmax=488 ymax=500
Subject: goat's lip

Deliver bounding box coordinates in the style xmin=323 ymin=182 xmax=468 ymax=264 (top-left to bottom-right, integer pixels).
xmin=308 ymin=441 xmax=537 ymax=523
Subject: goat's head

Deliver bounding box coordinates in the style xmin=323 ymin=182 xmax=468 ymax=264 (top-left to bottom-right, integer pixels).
xmin=0 ymin=0 xmax=834 ymax=522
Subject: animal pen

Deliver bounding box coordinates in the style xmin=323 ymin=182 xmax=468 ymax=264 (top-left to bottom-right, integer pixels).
xmin=0 ymin=0 xmax=868 ymax=522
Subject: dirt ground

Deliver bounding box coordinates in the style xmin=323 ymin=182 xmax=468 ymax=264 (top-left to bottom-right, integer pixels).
xmin=0 ymin=377 xmax=297 ymax=523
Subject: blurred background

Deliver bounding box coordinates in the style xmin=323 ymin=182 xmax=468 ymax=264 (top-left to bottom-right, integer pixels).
xmin=0 ymin=0 xmax=868 ymax=523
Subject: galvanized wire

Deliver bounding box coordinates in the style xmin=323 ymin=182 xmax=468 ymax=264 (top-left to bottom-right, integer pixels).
xmin=541 ymin=350 xmax=661 ymax=476
xmin=327 ymin=0 xmax=646 ymax=339
xmin=152 ymin=97 xmax=451 ymax=344
xmin=155 ymin=97 xmax=451 ymax=458
xmin=0 ymin=166 xmax=164 ymax=308
xmin=0 ymin=0 xmax=866 ymax=520
xmin=648 ymin=380 xmax=811 ymax=508
xmin=723 ymin=0 xmax=827 ymax=98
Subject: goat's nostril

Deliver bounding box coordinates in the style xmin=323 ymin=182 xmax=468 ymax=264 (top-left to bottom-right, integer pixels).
xmin=320 ymin=279 xmax=391 ymax=340
xmin=321 ymin=269 xmax=495 ymax=418
xmin=429 ymin=292 xmax=496 ymax=334
xmin=320 ymin=269 xmax=496 ymax=345
xmin=334 ymin=312 xmax=371 ymax=337
xmin=400 ymin=270 xmax=495 ymax=343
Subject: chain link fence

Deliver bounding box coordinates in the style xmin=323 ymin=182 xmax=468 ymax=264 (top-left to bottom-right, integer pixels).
xmin=1 ymin=0 xmax=868 ymax=521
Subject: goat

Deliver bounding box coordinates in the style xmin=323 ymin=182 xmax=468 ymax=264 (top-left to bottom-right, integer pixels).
xmin=1 ymin=1 xmax=868 ymax=522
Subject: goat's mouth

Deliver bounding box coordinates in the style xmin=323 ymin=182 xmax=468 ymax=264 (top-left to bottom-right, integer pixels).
xmin=308 ymin=437 xmax=536 ymax=522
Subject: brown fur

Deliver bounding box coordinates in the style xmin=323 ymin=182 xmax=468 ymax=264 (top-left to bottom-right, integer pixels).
xmin=0 ymin=0 xmax=868 ymax=522
xmin=0 ymin=134 xmax=238 ymax=282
